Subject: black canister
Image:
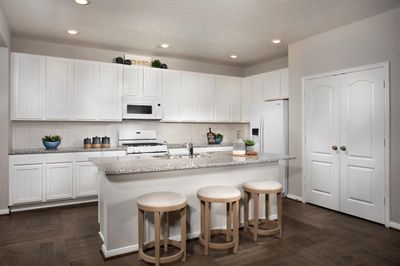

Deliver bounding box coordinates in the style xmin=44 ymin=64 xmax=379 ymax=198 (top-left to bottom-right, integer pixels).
xmin=92 ymin=136 xmax=101 ymax=148
xmin=101 ymin=136 xmax=110 ymax=148
xmin=84 ymin=137 xmax=92 ymax=149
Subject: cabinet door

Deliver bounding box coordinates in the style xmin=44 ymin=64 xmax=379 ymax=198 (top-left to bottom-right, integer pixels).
xmin=230 ymin=77 xmax=242 ymax=122
xmin=180 ymin=72 xmax=198 ymax=121
xmin=280 ymin=68 xmax=289 ymax=98
xmin=11 ymin=53 xmax=45 ymax=120
xmin=215 ymin=76 xmax=230 ymax=122
xmin=75 ymin=161 xmax=99 ymax=197
xmin=12 ymin=164 xmax=43 ymax=204
xmin=250 ymin=75 xmax=264 ymax=129
xmin=242 ymin=77 xmax=252 ymax=123
xmin=73 ymin=60 xmax=99 ymax=120
xmin=123 ymin=65 xmax=143 ymax=96
xmin=46 ymin=163 xmax=73 ymax=200
xmin=99 ymin=63 xmax=123 ymax=121
xmin=143 ymin=68 xmax=162 ymax=97
xmin=45 ymin=57 xmax=73 ymax=120
xmin=197 ymin=74 xmax=215 ymax=122
xmin=162 ymin=70 xmax=181 ymax=121
xmin=263 ymin=70 xmax=281 ymax=100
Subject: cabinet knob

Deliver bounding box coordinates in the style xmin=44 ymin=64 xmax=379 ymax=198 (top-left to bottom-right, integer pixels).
xmin=332 ymin=145 xmax=338 ymax=151
xmin=340 ymin=146 xmax=347 ymax=151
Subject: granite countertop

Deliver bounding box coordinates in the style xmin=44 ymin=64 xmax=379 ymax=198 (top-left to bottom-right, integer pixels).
xmin=167 ymin=142 xmax=233 ymax=149
xmin=91 ymin=152 xmax=295 ymax=175
xmin=9 ymin=147 xmax=126 ymax=155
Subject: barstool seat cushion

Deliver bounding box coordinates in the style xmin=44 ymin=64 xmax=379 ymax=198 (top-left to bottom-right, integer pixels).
xmin=243 ymin=180 xmax=282 ymax=192
xmin=138 ymin=192 xmax=186 ymax=209
xmin=197 ymin=186 xmax=241 ymax=201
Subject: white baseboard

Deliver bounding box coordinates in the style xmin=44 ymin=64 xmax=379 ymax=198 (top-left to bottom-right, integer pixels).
xmin=101 ymin=214 xmax=278 ymax=258
xmin=10 ymin=198 xmax=98 ymax=212
xmin=0 ymin=208 xmax=10 ymax=215
xmin=389 ymin=221 xmax=400 ymax=230
xmin=286 ymin=194 xmax=303 ymax=202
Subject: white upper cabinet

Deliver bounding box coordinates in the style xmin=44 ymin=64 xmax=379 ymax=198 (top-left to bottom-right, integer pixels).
xmin=73 ymin=60 xmax=100 ymax=120
xmin=197 ymin=74 xmax=215 ymax=122
xmin=215 ymin=76 xmax=231 ymax=122
xmin=263 ymin=70 xmax=281 ymax=100
xmin=11 ymin=53 xmax=46 ymax=120
xmin=250 ymin=74 xmax=264 ymax=128
xmin=99 ymin=63 xmax=123 ymax=121
xmin=123 ymin=65 xmax=143 ymax=96
xmin=230 ymin=77 xmax=242 ymax=122
xmin=242 ymin=77 xmax=252 ymax=123
xmin=162 ymin=70 xmax=181 ymax=121
xmin=280 ymin=68 xmax=289 ymax=98
xmin=180 ymin=72 xmax=199 ymax=121
xmin=143 ymin=68 xmax=162 ymax=97
xmin=45 ymin=57 xmax=73 ymax=120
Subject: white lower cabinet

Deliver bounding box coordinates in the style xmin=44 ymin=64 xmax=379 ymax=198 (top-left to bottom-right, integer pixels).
xmin=46 ymin=162 xmax=73 ymax=200
xmin=75 ymin=161 xmax=99 ymax=197
xmin=12 ymin=164 xmax=44 ymax=204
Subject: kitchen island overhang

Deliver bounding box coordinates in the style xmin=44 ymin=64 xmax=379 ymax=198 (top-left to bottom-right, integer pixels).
xmin=92 ymin=152 xmax=294 ymax=258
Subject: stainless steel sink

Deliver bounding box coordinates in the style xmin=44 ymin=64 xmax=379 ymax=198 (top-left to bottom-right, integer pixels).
xmin=152 ymin=153 xmax=208 ymax=159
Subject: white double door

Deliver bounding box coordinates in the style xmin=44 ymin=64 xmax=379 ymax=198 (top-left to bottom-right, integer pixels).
xmin=305 ymin=66 xmax=386 ymax=224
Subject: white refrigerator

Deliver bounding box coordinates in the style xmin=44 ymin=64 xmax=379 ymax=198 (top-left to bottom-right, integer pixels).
xmin=259 ymin=99 xmax=288 ymax=195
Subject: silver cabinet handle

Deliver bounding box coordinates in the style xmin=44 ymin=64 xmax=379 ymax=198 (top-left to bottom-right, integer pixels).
xmin=340 ymin=146 xmax=347 ymax=151
xmin=332 ymin=145 xmax=338 ymax=151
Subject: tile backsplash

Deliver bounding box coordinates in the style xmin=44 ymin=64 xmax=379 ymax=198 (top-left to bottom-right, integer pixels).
xmin=12 ymin=121 xmax=249 ymax=149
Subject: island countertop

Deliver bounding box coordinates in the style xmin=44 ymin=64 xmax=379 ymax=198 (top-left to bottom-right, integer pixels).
xmin=91 ymin=152 xmax=295 ymax=175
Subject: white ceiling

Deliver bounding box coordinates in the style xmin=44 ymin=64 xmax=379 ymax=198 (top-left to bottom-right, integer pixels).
xmin=1 ymin=0 xmax=400 ymax=67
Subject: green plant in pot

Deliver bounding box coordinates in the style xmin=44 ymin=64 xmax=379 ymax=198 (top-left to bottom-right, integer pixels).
xmin=244 ymin=139 xmax=255 ymax=152
xmin=42 ymin=135 xmax=62 ymax=150
xmin=215 ymin=133 xmax=223 ymax=144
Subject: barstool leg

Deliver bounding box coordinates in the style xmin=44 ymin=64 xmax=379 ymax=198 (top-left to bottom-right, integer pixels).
xmin=180 ymin=206 xmax=187 ymax=262
xmin=200 ymin=200 xmax=205 ymax=240
xmin=204 ymin=202 xmax=211 ymax=255
xmin=265 ymin=193 xmax=270 ymax=222
xmin=233 ymin=200 xmax=239 ymax=254
xmin=138 ymin=209 xmax=145 ymax=261
xmin=226 ymin=202 xmax=231 ymax=241
xmin=244 ymin=191 xmax=249 ymax=232
xmin=163 ymin=212 xmax=169 ymax=253
xmin=253 ymin=193 xmax=259 ymax=241
xmin=277 ymin=192 xmax=283 ymax=239
xmin=154 ymin=212 xmax=161 ymax=266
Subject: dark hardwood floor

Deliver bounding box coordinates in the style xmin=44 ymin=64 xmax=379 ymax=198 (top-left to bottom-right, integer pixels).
xmin=1 ymin=199 xmax=399 ymax=266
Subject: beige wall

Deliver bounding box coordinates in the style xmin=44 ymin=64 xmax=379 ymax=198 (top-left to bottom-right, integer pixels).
xmin=288 ymin=7 xmax=400 ymax=223
xmin=11 ymin=37 xmax=245 ymax=77
xmin=244 ymin=56 xmax=288 ymax=77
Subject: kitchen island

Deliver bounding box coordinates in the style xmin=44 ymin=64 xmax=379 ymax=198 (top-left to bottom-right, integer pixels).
xmin=92 ymin=152 xmax=294 ymax=258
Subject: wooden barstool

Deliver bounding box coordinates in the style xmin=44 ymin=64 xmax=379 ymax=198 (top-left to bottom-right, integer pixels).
xmin=197 ymin=186 xmax=241 ymax=255
xmin=137 ymin=192 xmax=187 ymax=266
xmin=243 ymin=180 xmax=283 ymax=241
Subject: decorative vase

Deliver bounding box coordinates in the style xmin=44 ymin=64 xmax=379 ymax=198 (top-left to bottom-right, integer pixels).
xmin=43 ymin=140 xmax=61 ymax=150
xmin=215 ymin=137 xmax=223 ymax=144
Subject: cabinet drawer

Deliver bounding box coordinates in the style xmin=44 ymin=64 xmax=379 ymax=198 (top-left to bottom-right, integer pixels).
xmin=10 ymin=154 xmax=44 ymax=165
xmin=102 ymin=150 xmax=126 ymax=157
xmin=45 ymin=153 xmax=74 ymax=163
xmin=75 ymin=152 xmax=103 ymax=162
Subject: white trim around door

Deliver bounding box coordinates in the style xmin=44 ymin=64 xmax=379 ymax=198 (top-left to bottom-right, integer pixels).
xmin=301 ymin=62 xmax=390 ymax=227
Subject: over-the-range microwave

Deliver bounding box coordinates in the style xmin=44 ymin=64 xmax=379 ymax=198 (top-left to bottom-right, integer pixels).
xmin=122 ymin=96 xmax=162 ymax=120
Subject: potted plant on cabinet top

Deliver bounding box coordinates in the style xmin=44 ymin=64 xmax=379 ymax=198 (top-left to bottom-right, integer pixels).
xmin=42 ymin=135 xmax=62 ymax=150
xmin=244 ymin=139 xmax=255 ymax=152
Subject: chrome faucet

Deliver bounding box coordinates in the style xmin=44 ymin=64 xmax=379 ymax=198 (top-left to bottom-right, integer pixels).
xmin=164 ymin=140 xmax=171 ymax=158
xmin=185 ymin=141 xmax=194 ymax=158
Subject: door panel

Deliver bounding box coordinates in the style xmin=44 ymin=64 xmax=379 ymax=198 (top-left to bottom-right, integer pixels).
xmin=305 ymin=76 xmax=340 ymax=211
xmin=180 ymin=72 xmax=198 ymax=121
xmin=46 ymin=163 xmax=73 ymax=200
xmin=162 ymin=70 xmax=181 ymax=121
xmin=339 ymin=68 xmax=385 ymax=223
xmin=198 ymin=74 xmax=215 ymax=122
xmin=99 ymin=63 xmax=123 ymax=121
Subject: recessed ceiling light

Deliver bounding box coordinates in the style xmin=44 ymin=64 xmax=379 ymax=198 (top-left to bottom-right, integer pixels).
xmin=230 ymin=54 xmax=238 ymax=59
xmin=66 ymin=29 xmax=79 ymax=35
xmin=271 ymin=39 xmax=282 ymax=44
xmin=160 ymin=43 xmax=170 ymax=48
xmin=74 ymin=0 xmax=90 ymax=5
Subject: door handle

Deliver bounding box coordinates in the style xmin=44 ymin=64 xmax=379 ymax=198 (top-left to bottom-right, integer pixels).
xmin=332 ymin=145 xmax=338 ymax=151
xmin=340 ymin=146 xmax=347 ymax=151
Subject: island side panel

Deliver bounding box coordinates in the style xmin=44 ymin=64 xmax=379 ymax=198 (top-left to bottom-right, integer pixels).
xmin=100 ymin=162 xmax=279 ymax=257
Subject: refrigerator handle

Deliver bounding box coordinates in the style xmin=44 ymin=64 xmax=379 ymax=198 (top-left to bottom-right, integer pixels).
xmin=259 ymin=115 xmax=264 ymax=155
